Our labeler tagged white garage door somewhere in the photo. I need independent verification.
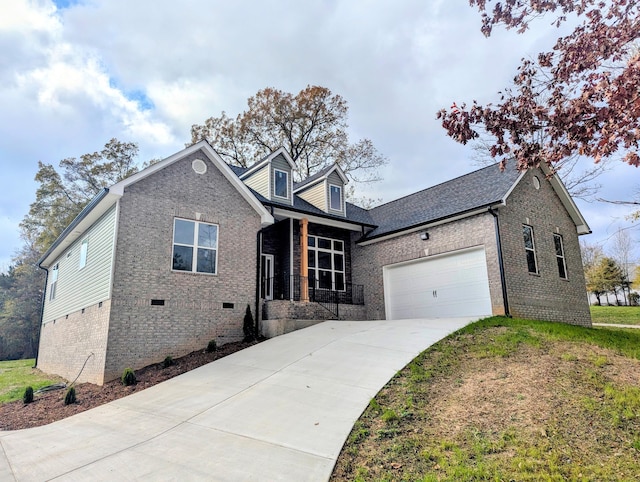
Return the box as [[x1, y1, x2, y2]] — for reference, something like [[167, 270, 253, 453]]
[[383, 247, 492, 319]]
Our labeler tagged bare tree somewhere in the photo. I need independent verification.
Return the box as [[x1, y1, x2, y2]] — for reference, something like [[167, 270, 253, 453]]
[[611, 228, 635, 305], [191, 86, 388, 198]]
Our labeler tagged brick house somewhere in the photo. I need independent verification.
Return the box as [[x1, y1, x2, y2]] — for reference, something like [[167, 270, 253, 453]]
[[36, 140, 591, 385]]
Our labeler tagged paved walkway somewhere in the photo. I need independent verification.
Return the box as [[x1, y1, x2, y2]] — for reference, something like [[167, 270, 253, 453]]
[[0, 318, 473, 482], [592, 322, 640, 329]]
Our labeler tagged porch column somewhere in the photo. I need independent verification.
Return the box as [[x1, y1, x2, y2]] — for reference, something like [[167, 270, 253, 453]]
[[300, 218, 309, 302]]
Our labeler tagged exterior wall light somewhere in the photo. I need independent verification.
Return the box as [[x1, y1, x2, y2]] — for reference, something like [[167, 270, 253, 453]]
[[420, 232, 429, 241]]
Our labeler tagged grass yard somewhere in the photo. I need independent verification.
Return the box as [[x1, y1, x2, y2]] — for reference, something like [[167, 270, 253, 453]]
[[591, 305, 640, 325], [0, 359, 64, 404], [331, 317, 640, 481]]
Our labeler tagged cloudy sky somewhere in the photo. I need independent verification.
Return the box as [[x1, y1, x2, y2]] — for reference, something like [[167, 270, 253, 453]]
[[0, 0, 637, 272]]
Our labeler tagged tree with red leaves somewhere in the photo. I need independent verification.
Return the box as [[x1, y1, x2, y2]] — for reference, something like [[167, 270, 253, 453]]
[[438, 1, 640, 177]]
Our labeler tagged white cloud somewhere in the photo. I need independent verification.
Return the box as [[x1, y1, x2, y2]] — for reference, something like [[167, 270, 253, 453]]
[[0, 0, 637, 265]]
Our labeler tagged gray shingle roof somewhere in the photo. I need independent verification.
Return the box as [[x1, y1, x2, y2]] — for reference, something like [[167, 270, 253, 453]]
[[227, 161, 522, 235], [249, 187, 375, 226], [293, 164, 334, 192], [228, 164, 248, 177], [363, 163, 522, 240]]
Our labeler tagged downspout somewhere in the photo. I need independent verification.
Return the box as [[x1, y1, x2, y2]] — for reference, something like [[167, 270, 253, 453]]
[[34, 265, 49, 368], [255, 229, 263, 338], [489, 207, 510, 317]]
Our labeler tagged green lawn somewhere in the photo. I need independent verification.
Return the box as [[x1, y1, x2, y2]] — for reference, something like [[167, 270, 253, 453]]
[[331, 317, 640, 481], [0, 359, 63, 404], [591, 305, 640, 325]]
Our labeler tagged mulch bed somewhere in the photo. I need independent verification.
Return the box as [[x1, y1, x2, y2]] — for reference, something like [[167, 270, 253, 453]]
[[0, 339, 261, 431]]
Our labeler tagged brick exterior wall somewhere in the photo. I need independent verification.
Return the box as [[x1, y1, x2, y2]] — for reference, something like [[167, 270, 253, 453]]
[[104, 150, 262, 381], [497, 169, 591, 326], [352, 213, 504, 320], [262, 299, 367, 321], [36, 300, 111, 385], [352, 168, 591, 327]]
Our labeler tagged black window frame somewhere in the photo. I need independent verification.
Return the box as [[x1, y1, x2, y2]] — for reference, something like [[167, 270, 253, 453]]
[[554, 233, 568, 279], [307, 235, 345, 291], [523, 224, 539, 274]]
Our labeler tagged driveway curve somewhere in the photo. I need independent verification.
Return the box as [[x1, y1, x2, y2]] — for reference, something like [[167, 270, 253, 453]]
[[0, 317, 474, 481]]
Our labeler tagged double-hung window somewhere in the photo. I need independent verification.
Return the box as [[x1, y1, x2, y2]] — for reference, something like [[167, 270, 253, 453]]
[[307, 235, 345, 291], [50, 264, 59, 300], [554, 234, 568, 279], [274, 169, 289, 199], [523, 225, 538, 274], [329, 184, 342, 211], [172, 218, 218, 274]]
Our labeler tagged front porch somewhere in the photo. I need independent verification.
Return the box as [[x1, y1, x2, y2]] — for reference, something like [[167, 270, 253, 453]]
[[260, 275, 367, 337], [259, 217, 368, 338]]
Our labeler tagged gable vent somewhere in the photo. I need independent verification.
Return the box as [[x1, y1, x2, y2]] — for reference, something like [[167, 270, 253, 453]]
[[192, 159, 207, 175]]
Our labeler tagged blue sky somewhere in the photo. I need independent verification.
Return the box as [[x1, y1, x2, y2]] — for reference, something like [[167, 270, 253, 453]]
[[0, 0, 637, 272]]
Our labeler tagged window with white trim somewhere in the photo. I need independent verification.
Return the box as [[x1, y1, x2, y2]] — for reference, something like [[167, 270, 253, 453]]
[[554, 233, 568, 279], [79, 238, 88, 269], [274, 169, 289, 199], [50, 264, 59, 300], [307, 235, 345, 291], [172, 218, 218, 274], [523, 225, 538, 274], [329, 184, 342, 211]]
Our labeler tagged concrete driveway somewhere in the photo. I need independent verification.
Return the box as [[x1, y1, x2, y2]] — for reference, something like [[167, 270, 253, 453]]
[[0, 317, 474, 481]]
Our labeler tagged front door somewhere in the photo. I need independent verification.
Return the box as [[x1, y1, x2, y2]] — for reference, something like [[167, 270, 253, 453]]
[[261, 254, 274, 300]]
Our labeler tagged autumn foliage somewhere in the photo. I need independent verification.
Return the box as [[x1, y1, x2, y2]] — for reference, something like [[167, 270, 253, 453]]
[[191, 85, 387, 186], [438, 0, 640, 172]]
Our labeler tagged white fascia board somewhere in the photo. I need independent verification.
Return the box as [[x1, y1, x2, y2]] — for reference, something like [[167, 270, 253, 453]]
[[332, 163, 349, 184], [114, 140, 273, 226], [357, 206, 500, 246], [40, 191, 121, 268], [199, 145, 275, 226], [110, 141, 209, 195], [270, 147, 296, 169], [541, 164, 591, 235], [501, 169, 527, 201], [43, 141, 274, 267], [239, 157, 270, 180], [272, 207, 364, 232], [240, 147, 296, 180], [293, 163, 348, 194], [293, 176, 323, 194]]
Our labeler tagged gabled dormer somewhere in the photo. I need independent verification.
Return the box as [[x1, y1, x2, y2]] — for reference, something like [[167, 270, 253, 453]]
[[294, 163, 348, 216], [240, 147, 295, 206]]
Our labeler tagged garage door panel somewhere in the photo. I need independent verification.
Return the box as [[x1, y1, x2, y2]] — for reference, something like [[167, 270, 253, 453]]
[[384, 247, 492, 320]]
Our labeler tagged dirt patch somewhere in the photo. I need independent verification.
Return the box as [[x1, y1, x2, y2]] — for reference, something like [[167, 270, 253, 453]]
[[331, 326, 640, 481], [429, 348, 558, 439], [0, 339, 260, 431]]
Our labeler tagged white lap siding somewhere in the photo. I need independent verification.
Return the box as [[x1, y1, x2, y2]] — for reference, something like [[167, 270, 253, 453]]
[[41, 205, 117, 324]]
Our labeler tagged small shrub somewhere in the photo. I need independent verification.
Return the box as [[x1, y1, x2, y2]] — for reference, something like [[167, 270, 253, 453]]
[[64, 386, 76, 405], [206, 339, 217, 353], [121, 368, 137, 386], [23, 386, 34, 404], [162, 356, 175, 368], [243, 304, 256, 342]]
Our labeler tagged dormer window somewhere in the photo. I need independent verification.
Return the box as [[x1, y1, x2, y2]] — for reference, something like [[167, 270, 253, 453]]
[[329, 184, 342, 211], [274, 169, 289, 199]]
